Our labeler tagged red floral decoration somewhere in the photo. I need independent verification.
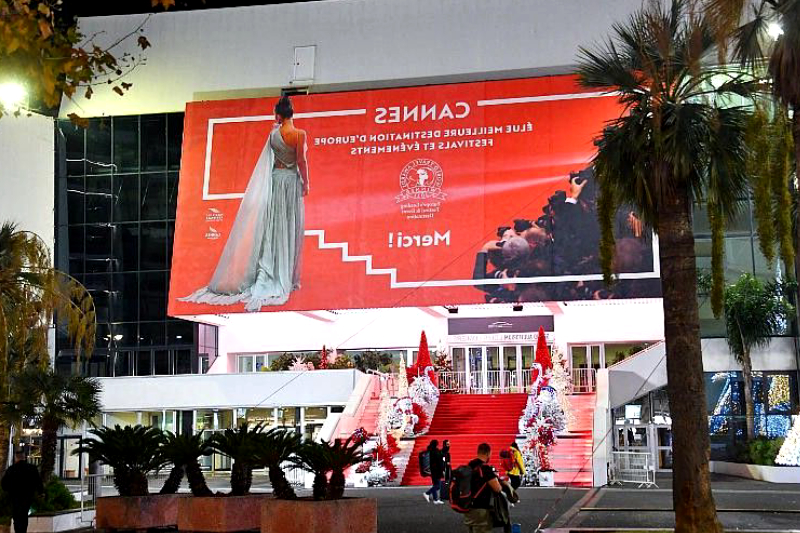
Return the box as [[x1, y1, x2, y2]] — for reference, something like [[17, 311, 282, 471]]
[[386, 434, 401, 455], [351, 427, 368, 445], [355, 461, 372, 474], [412, 402, 428, 433], [318, 345, 329, 369]]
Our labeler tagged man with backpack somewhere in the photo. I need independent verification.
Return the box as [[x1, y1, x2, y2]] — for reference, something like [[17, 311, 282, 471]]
[[422, 440, 445, 504], [451, 442, 505, 532]]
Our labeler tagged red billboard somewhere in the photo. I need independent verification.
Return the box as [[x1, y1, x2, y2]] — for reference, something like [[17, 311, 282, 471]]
[[168, 75, 660, 316]]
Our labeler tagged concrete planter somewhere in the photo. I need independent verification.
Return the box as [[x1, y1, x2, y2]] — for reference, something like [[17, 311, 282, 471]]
[[25, 510, 95, 533], [96, 494, 184, 531], [178, 495, 270, 532], [261, 498, 377, 533], [709, 460, 800, 483]]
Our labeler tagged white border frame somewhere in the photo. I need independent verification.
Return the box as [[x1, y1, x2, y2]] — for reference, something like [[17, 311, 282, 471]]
[[195, 91, 660, 289]]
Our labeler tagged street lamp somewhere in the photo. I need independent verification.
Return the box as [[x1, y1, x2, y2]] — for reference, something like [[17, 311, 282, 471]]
[[0, 82, 27, 112], [767, 22, 784, 40]]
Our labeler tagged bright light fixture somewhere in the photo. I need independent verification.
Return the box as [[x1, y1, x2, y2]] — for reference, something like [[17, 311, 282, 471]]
[[767, 22, 784, 40], [113, 334, 123, 341], [0, 82, 26, 111]]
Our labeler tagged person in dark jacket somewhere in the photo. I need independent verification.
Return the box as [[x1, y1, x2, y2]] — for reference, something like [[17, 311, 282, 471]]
[[442, 440, 452, 483], [2, 451, 44, 533], [423, 440, 445, 504]]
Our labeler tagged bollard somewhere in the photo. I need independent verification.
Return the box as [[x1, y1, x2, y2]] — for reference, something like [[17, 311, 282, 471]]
[[511, 523, 522, 533]]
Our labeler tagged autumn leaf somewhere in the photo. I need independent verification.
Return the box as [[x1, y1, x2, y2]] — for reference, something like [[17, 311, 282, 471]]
[[137, 35, 151, 50], [38, 19, 52, 39], [112, 86, 124, 96], [37, 3, 50, 16], [151, 0, 176, 9], [84, 86, 93, 100], [121, 82, 133, 91], [67, 113, 90, 128]]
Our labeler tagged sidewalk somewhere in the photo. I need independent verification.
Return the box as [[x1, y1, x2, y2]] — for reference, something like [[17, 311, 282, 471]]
[[551, 473, 800, 531]]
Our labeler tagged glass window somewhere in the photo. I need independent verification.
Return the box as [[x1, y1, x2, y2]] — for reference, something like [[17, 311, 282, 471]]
[[166, 222, 176, 266], [113, 174, 139, 222], [503, 347, 517, 370], [167, 320, 193, 345], [61, 123, 85, 177], [304, 407, 327, 422], [112, 273, 138, 322], [167, 114, 184, 171], [139, 272, 167, 321], [277, 407, 296, 429], [693, 201, 750, 236], [85, 225, 113, 273], [113, 351, 132, 377], [238, 355, 254, 373], [111, 323, 137, 349], [136, 350, 152, 376], [154, 349, 170, 375], [486, 347, 500, 370], [68, 226, 84, 274], [86, 175, 112, 223], [141, 174, 167, 221], [66, 177, 85, 225], [167, 172, 179, 220], [521, 346, 534, 368], [84, 274, 111, 324], [139, 321, 166, 347], [141, 115, 167, 171], [140, 222, 167, 270], [724, 236, 755, 282], [174, 349, 192, 374], [113, 223, 139, 272], [86, 119, 112, 174], [113, 116, 139, 173]]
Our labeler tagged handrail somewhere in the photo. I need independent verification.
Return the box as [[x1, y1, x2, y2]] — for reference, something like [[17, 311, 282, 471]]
[[605, 340, 665, 369]]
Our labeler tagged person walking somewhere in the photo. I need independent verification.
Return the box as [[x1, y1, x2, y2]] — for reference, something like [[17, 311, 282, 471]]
[[507, 442, 525, 490], [464, 443, 504, 533], [423, 440, 445, 504], [2, 451, 44, 533], [442, 440, 453, 499]]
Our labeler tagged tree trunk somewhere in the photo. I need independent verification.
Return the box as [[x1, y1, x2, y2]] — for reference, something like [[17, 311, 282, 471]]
[[230, 460, 252, 496], [268, 464, 296, 500], [327, 470, 345, 500], [741, 350, 756, 441], [159, 465, 184, 494], [185, 461, 213, 497], [656, 189, 723, 533], [312, 473, 327, 501], [39, 417, 59, 483], [0, 423, 10, 478]]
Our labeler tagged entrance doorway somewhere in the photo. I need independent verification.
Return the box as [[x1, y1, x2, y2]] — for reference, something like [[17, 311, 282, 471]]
[[447, 344, 538, 393]]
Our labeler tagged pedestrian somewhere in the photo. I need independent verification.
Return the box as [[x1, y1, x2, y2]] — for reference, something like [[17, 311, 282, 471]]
[[2, 450, 44, 533], [507, 442, 525, 490], [423, 439, 445, 504], [442, 440, 452, 500], [464, 443, 504, 533]]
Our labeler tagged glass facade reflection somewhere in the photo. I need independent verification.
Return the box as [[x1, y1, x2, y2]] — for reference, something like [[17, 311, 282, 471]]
[[54, 114, 213, 377]]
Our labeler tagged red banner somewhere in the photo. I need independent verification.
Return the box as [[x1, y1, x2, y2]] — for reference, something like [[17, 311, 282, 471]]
[[168, 75, 660, 316]]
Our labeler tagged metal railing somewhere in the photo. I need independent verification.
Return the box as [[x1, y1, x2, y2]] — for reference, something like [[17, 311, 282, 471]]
[[437, 371, 468, 392], [571, 368, 596, 393], [609, 451, 657, 488]]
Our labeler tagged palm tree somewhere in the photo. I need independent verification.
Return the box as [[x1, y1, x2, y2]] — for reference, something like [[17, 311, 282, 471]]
[[7, 367, 101, 482], [255, 428, 301, 500], [291, 441, 330, 501], [76, 425, 167, 497], [323, 436, 368, 500], [575, 1, 787, 531], [159, 432, 214, 496], [209, 424, 263, 496], [0, 222, 95, 474], [723, 274, 795, 439]]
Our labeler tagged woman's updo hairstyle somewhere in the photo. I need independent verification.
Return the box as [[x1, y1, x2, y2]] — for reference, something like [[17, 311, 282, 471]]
[[275, 95, 294, 119]]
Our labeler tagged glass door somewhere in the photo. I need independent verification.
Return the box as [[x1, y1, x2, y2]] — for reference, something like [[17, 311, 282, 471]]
[[486, 347, 501, 392], [468, 347, 483, 393], [503, 347, 518, 392]]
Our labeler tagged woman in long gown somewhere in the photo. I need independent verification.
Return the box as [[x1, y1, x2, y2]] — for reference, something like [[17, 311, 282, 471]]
[[180, 95, 310, 310]]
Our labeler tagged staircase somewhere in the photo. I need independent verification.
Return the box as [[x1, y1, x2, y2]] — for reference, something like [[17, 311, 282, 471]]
[[550, 392, 595, 487], [401, 393, 527, 486]]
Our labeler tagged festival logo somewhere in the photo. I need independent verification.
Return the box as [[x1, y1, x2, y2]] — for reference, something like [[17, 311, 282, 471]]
[[205, 207, 223, 222], [204, 226, 221, 240], [396, 158, 446, 220]]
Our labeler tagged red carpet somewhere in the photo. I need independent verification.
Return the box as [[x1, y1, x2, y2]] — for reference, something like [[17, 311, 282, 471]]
[[550, 393, 595, 487], [401, 393, 527, 486]]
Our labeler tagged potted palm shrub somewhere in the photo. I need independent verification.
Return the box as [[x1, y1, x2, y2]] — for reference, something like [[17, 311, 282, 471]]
[[255, 428, 301, 500], [177, 424, 267, 533], [262, 436, 376, 533], [76, 425, 181, 531], [160, 432, 214, 496]]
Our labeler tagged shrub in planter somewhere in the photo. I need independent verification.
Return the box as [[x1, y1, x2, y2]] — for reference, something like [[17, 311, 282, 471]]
[[209, 424, 264, 495], [293, 436, 368, 500], [254, 428, 301, 500], [746, 436, 786, 466], [34, 479, 79, 512], [160, 432, 214, 496], [76, 425, 167, 496]]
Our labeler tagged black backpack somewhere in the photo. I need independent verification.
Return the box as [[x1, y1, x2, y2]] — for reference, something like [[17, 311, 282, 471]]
[[449, 464, 488, 513], [418, 450, 431, 477]]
